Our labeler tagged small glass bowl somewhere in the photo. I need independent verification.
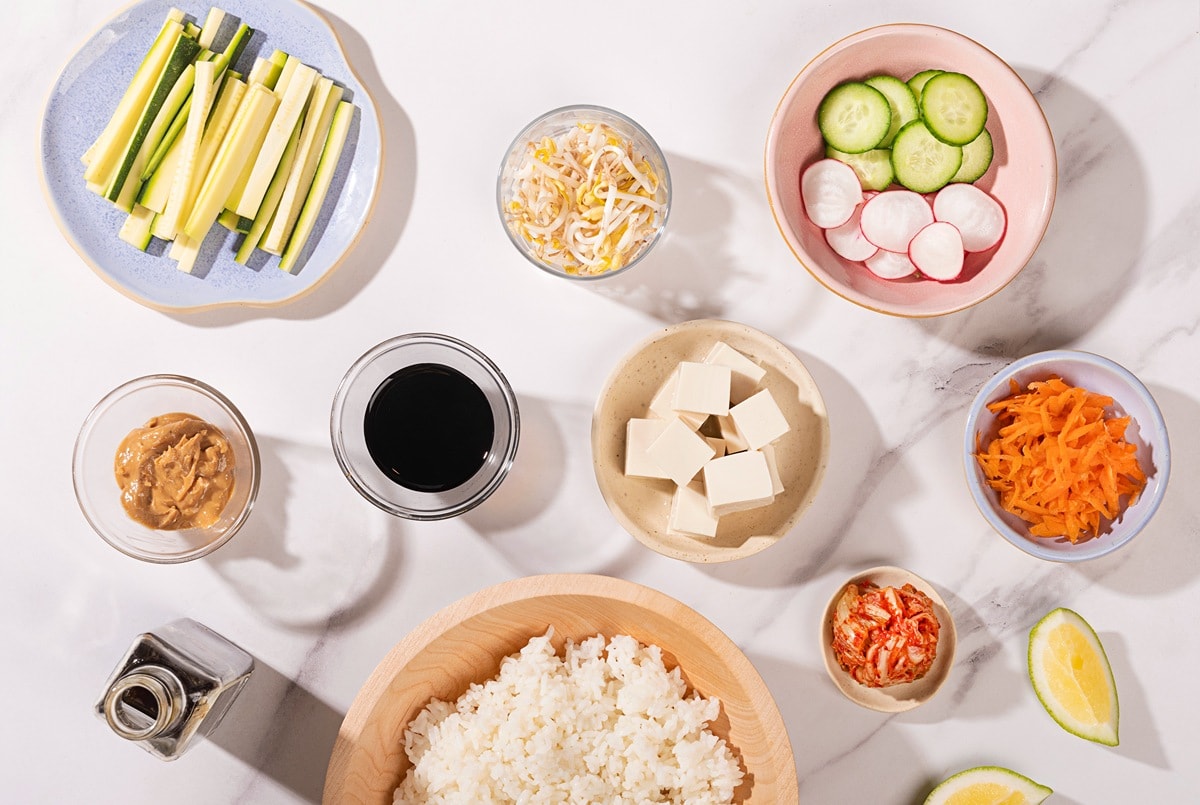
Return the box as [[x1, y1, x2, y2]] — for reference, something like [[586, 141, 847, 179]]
[[331, 334, 520, 520], [497, 104, 671, 281], [72, 375, 260, 563]]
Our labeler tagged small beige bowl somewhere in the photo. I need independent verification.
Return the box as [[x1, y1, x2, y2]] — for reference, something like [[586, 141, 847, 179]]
[[591, 320, 830, 563], [820, 565, 956, 712], [324, 574, 797, 803]]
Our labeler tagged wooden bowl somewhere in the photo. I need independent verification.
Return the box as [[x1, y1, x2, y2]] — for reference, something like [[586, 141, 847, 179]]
[[819, 566, 956, 712], [592, 319, 830, 563], [324, 574, 798, 803]]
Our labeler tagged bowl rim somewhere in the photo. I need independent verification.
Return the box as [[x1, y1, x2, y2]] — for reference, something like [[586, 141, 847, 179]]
[[324, 573, 798, 803], [962, 349, 1171, 562], [763, 22, 1058, 317], [590, 319, 831, 563], [71, 373, 261, 563], [329, 332, 520, 520], [818, 565, 957, 712], [496, 103, 672, 281]]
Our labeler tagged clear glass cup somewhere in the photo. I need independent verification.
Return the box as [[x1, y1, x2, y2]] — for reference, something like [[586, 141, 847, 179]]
[[330, 333, 520, 520], [497, 104, 671, 280], [72, 375, 260, 563]]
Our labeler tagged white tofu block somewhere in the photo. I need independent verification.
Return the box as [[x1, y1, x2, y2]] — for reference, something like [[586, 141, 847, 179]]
[[648, 369, 707, 430], [716, 414, 749, 453], [704, 342, 767, 403], [673, 361, 732, 416], [705, 437, 726, 457], [669, 481, 719, 538], [646, 418, 717, 487], [703, 450, 775, 516], [729, 388, 790, 449], [624, 418, 671, 479], [760, 442, 785, 496]]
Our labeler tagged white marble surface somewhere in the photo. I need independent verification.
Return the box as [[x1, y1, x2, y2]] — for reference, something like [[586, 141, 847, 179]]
[[5, 1, 1199, 802]]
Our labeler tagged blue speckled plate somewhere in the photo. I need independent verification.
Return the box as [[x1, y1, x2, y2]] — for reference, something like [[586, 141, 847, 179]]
[[41, 0, 382, 312]]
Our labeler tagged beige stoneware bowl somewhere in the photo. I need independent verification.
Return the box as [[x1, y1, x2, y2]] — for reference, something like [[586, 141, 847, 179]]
[[591, 320, 830, 563], [323, 574, 798, 803], [820, 565, 957, 712]]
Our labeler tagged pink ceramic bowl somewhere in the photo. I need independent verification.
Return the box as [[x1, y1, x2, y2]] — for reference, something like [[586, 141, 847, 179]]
[[765, 24, 1056, 317]]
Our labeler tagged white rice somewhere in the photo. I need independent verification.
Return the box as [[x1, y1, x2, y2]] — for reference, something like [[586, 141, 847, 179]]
[[394, 630, 744, 804]]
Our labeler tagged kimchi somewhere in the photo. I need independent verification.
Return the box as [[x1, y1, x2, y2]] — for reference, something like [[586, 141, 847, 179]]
[[832, 581, 940, 687]]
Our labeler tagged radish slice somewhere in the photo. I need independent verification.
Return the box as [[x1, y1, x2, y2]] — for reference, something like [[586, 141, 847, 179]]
[[933, 184, 1007, 252], [909, 221, 965, 281], [864, 249, 918, 280], [801, 159, 863, 229], [859, 190, 935, 252], [825, 204, 878, 261]]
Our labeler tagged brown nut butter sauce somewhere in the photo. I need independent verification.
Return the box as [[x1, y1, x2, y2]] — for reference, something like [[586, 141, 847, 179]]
[[114, 413, 235, 529]]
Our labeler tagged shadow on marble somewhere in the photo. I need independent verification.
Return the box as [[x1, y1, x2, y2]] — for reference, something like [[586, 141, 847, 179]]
[[585, 153, 753, 323], [697, 348, 911, 588], [208, 435, 403, 629], [173, 7, 417, 326], [1076, 384, 1200, 595], [1101, 631, 1169, 770], [745, 652, 927, 803], [902, 586, 1023, 725], [464, 395, 634, 575], [915, 69, 1147, 358], [211, 655, 344, 804]]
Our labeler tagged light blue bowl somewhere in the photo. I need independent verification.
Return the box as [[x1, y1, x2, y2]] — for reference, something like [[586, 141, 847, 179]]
[[40, 0, 382, 312], [963, 350, 1170, 562]]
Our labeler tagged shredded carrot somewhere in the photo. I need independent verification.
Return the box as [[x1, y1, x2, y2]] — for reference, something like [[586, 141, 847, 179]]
[[975, 376, 1146, 543]]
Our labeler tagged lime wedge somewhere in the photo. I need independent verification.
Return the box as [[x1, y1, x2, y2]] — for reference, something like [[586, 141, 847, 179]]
[[1028, 607, 1119, 745], [924, 765, 1052, 805]]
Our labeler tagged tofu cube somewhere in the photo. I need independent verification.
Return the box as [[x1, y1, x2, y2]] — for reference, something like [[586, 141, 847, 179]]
[[624, 418, 671, 479], [715, 414, 749, 453], [648, 369, 707, 430], [669, 481, 719, 538], [704, 342, 767, 403], [673, 362, 732, 416], [646, 418, 717, 487], [703, 450, 775, 516], [704, 436, 727, 458], [729, 388, 789, 449], [760, 442, 785, 495]]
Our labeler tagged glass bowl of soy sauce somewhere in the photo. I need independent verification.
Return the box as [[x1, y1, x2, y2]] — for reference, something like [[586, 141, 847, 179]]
[[331, 334, 520, 520]]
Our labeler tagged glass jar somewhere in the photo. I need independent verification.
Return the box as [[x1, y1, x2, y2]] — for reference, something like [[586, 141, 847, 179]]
[[96, 618, 253, 760]]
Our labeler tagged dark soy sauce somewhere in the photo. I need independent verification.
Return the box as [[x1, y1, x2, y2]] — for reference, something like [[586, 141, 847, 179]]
[[364, 363, 495, 492]]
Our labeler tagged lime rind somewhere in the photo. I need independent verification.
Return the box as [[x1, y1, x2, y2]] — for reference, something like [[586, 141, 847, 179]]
[[923, 765, 1053, 805], [1028, 607, 1120, 746]]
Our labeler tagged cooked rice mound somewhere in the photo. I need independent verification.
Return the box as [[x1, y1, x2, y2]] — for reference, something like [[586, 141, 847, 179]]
[[395, 631, 743, 803]]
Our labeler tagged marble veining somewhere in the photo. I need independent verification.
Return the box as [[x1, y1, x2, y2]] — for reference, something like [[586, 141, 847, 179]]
[[5, 0, 1200, 802]]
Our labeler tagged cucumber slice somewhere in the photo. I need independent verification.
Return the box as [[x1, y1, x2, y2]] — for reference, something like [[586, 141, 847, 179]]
[[920, 71, 988, 146], [280, 100, 354, 273], [951, 128, 994, 183], [907, 69, 944, 105], [826, 145, 894, 191], [103, 32, 201, 206], [864, 75, 918, 148], [118, 204, 156, 251], [817, 82, 891, 154], [891, 120, 963, 193]]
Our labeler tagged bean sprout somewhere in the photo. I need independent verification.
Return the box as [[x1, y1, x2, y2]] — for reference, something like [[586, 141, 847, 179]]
[[505, 122, 664, 275]]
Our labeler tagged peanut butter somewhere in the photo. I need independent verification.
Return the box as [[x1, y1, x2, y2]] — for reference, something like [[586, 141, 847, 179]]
[[114, 413, 236, 530]]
